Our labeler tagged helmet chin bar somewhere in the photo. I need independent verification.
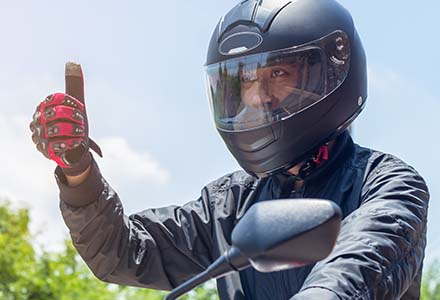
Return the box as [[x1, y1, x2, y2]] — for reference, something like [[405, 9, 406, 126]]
[[252, 142, 330, 179]]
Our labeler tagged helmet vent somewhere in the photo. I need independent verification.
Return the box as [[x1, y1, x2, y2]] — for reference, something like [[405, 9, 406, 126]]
[[219, 32, 263, 55], [255, 1, 292, 32], [218, 0, 291, 40]]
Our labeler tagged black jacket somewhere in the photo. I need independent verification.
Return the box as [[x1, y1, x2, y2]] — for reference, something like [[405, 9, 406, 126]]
[[56, 133, 429, 300]]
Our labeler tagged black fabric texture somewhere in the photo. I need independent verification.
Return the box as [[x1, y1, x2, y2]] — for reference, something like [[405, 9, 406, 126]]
[[238, 131, 354, 300], [57, 132, 429, 300], [55, 156, 105, 208]]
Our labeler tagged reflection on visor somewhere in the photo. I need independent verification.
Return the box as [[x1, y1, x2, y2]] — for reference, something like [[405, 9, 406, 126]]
[[206, 30, 351, 131], [224, 89, 322, 130]]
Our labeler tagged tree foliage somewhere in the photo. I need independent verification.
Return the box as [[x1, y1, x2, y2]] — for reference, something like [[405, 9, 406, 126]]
[[2, 199, 439, 300], [0, 200, 218, 300], [421, 259, 440, 300]]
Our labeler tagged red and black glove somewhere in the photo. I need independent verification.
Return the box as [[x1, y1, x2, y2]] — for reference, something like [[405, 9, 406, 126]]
[[30, 62, 102, 176]]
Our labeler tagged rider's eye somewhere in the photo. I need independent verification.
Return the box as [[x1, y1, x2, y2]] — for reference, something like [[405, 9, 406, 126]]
[[271, 69, 286, 77]]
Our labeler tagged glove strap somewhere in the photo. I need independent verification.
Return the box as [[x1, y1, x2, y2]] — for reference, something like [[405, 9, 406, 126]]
[[89, 138, 103, 157]]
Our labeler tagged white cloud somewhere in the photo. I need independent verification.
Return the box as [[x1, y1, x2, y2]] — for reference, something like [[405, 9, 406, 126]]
[[95, 136, 170, 185], [0, 112, 170, 252], [0, 112, 66, 252]]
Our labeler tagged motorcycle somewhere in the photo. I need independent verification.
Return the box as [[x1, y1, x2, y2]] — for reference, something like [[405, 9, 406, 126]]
[[164, 198, 342, 300]]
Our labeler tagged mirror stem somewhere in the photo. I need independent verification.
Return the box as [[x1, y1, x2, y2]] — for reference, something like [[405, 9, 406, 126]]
[[164, 247, 249, 300]]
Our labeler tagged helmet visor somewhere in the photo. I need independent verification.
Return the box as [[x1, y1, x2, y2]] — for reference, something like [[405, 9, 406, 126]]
[[206, 31, 351, 131]]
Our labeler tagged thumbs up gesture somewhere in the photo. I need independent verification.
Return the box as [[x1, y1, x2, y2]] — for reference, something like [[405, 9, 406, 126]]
[[30, 62, 102, 176]]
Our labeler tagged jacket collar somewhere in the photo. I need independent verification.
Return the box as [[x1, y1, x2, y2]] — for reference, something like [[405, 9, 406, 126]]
[[270, 131, 355, 197]]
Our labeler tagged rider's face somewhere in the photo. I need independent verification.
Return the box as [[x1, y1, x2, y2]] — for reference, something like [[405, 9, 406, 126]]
[[240, 63, 300, 110]]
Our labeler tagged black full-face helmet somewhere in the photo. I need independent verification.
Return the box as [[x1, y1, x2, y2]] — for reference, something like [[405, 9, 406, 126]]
[[205, 0, 367, 178]]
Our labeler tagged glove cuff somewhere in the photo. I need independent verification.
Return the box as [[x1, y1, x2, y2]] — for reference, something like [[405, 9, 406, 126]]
[[61, 151, 93, 176]]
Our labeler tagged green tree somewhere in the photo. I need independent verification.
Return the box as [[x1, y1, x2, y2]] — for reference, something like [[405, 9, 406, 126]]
[[0, 200, 218, 300], [5, 199, 440, 300], [421, 259, 440, 300]]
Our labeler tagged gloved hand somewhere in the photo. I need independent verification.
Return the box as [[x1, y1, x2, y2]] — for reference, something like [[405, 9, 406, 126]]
[[30, 62, 102, 176]]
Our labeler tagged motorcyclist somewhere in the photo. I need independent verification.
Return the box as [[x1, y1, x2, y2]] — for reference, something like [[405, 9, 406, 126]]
[[29, 0, 429, 299]]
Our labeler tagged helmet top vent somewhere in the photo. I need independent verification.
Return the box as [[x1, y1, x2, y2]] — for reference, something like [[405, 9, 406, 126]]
[[218, 0, 292, 40]]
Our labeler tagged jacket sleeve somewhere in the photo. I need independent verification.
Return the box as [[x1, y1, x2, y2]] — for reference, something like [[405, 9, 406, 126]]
[[291, 155, 429, 300], [56, 159, 214, 291]]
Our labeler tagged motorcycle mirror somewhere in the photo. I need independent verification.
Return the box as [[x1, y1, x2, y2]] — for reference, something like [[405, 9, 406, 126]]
[[164, 199, 342, 300], [232, 199, 342, 272]]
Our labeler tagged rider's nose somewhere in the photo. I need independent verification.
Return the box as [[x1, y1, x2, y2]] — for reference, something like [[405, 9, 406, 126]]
[[250, 81, 272, 108]]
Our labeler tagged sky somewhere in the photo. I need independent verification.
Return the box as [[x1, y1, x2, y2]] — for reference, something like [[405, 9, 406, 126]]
[[0, 0, 439, 267]]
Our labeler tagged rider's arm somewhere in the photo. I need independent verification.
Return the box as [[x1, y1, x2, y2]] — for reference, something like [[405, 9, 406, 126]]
[[291, 154, 429, 300], [56, 158, 214, 291]]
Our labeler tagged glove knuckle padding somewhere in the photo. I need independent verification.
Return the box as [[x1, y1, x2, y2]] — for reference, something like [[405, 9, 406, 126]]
[[31, 92, 90, 169], [45, 122, 85, 138], [31, 63, 102, 174], [44, 106, 85, 124]]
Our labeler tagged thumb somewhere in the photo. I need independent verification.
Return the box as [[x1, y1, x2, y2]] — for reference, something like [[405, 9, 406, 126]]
[[65, 61, 85, 103]]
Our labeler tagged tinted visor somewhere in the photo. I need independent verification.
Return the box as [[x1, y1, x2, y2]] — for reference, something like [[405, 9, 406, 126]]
[[206, 31, 350, 131]]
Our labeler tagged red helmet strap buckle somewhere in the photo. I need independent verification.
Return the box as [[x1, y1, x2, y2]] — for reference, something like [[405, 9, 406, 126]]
[[298, 144, 329, 179]]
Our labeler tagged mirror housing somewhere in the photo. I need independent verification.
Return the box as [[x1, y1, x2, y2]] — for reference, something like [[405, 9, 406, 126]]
[[164, 199, 342, 300], [231, 199, 341, 272]]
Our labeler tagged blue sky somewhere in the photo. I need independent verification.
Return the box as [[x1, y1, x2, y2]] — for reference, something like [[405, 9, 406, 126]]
[[1, 0, 439, 265]]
